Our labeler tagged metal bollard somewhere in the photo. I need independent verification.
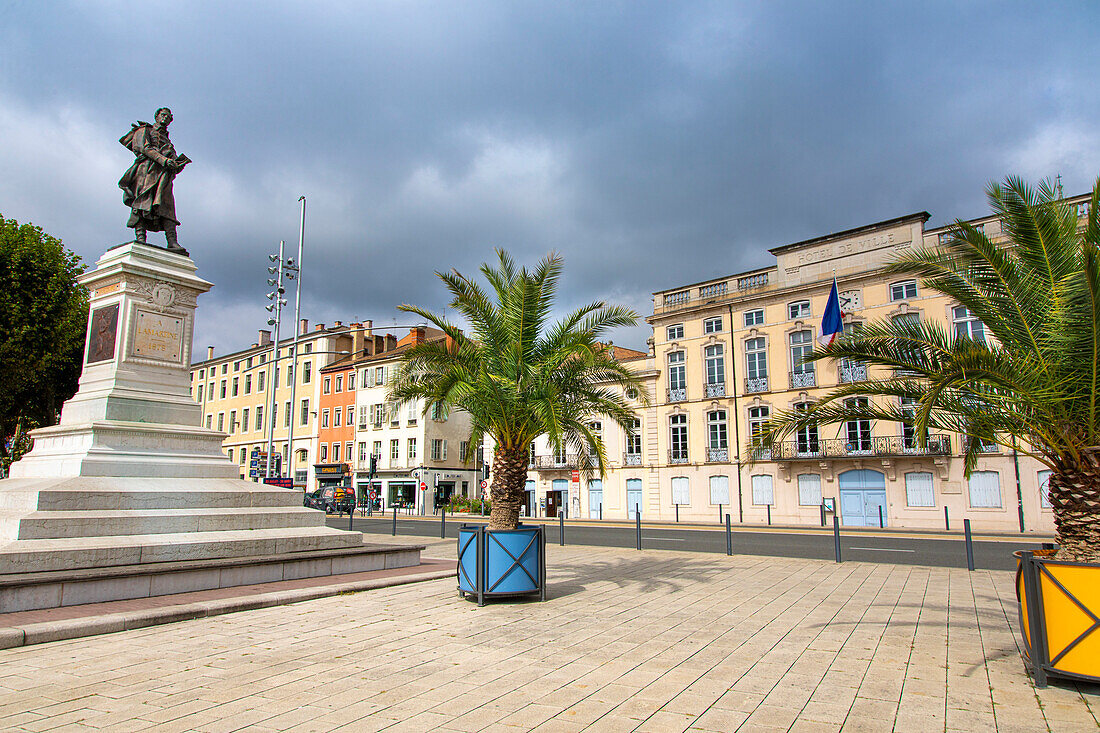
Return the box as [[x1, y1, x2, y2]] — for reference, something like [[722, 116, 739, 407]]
[[964, 518, 975, 571], [675, 503, 679, 523], [440, 506, 446, 539], [767, 504, 771, 526], [635, 511, 642, 551], [944, 505, 950, 531], [833, 516, 842, 563], [392, 504, 397, 536], [599, 503, 603, 520], [878, 505, 884, 529], [718, 504, 723, 524], [820, 502, 826, 527], [725, 513, 732, 556], [559, 511, 564, 546]]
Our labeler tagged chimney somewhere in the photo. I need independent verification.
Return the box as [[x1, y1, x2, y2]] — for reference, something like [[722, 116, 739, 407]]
[[333, 320, 343, 329], [385, 333, 397, 351], [258, 329, 272, 346], [315, 323, 325, 331], [207, 346, 214, 360], [363, 319, 373, 339], [351, 326, 365, 356], [299, 319, 309, 335]]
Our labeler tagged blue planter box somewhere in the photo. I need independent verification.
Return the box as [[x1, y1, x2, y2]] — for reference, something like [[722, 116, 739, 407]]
[[458, 524, 546, 605]]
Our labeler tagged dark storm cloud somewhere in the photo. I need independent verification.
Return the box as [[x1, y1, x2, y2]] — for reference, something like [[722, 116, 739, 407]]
[[2, 1, 1098, 354]]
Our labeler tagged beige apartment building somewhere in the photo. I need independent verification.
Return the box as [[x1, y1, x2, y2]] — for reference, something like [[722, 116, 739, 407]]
[[639, 196, 1092, 533], [188, 320, 356, 491]]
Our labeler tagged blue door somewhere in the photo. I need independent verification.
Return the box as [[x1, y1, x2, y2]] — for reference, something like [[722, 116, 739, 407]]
[[626, 478, 643, 519], [588, 479, 603, 518], [839, 469, 888, 527]]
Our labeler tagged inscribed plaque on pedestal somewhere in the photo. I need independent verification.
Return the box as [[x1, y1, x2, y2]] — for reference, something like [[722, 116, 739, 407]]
[[133, 309, 184, 362]]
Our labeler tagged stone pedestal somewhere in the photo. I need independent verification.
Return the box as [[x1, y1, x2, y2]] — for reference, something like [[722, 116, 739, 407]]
[[0, 244, 415, 610]]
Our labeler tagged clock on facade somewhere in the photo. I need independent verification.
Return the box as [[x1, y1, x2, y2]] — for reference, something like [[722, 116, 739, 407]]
[[838, 290, 862, 312]]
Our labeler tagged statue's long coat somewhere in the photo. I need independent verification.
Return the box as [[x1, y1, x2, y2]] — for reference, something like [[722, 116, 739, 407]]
[[118, 123, 179, 230]]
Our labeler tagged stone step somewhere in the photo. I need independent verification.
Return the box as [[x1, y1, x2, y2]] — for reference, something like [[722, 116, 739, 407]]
[[0, 477, 306, 512], [0, 543, 424, 613], [0, 526, 366, 574], [6, 507, 328, 540]]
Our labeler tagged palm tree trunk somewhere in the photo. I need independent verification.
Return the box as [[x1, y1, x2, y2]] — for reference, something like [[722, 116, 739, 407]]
[[1049, 450, 1100, 563], [488, 445, 528, 530]]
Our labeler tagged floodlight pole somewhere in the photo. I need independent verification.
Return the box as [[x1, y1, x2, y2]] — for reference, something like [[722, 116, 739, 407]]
[[265, 240, 286, 479]]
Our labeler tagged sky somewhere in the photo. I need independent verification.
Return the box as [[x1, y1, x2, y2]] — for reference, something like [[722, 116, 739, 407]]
[[2, 1, 1099, 356]]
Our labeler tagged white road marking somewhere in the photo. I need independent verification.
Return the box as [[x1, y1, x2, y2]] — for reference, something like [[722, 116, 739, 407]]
[[848, 547, 915, 553], [646, 538, 686, 542]]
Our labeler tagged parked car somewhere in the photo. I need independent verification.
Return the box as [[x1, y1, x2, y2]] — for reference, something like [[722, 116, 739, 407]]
[[304, 486, 356, 514]]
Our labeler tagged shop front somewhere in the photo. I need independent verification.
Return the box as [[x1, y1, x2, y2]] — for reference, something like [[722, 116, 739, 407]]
[[314, 463, 349, 490], [388, 480, 417, 509]]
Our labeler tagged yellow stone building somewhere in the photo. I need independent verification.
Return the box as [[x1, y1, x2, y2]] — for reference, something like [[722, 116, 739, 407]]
[[188, 320, 356, 490]]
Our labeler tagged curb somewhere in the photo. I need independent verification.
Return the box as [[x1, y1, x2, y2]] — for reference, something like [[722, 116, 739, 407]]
[[0, 568, 455, 650]]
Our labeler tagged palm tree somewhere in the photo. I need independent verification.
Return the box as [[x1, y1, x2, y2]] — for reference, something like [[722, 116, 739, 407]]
[[388, 250, 647, 530], [760, 175, 1100, 562]]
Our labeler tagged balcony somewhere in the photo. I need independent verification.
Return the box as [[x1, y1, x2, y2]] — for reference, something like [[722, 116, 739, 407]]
[[705, 382, 726, 398], [789, 371, 816, 389], [839, 363, 868, 383], [738, 272, 769, 291], [706, 447, 729, 463], [668, 450, 690, 465], [745, 376, 768, 394], [667, 387, 687, 402], [699, 282, 728, 300], [623, 452, 642, 466], [761, 434, 952, 460], [534, 454, 577, 470]]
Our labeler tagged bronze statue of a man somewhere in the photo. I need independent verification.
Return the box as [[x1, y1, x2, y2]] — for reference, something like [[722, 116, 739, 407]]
[[119, 107, 191, 255]]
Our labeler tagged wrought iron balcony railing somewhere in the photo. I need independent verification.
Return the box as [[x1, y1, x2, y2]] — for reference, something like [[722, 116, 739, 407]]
[[745, 376, 768, 394], [706, 447, 729, 463], [760, 434, 952, 460], [534, 454, 578, 469], [622, 452, 642, 466], [668, 449, 690, 465], [839, 363, 868, 383], [667, 387, 687, 402], [705, 382, 726, 398], [789, 371, 816, 389]]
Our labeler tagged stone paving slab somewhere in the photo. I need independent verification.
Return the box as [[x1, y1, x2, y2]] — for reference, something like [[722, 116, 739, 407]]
[[0, 533, 1096, 732]]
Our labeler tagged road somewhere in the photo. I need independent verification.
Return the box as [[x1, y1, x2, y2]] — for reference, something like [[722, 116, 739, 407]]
[[326, 513, 1051, 571]]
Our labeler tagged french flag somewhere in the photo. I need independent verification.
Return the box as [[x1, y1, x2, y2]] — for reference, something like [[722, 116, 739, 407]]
[[819, 278, 844, 346]]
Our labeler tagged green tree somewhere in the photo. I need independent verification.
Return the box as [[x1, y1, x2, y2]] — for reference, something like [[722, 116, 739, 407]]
[[0, 215, 88, 473], [389, 250, 647, 529], [760, 176, 1100, 562]]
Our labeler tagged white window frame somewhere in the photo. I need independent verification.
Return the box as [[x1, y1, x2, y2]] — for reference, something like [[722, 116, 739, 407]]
[[709, 475, 730, 506], [703, 316, 723, 334], [890, 280, 918, 302], [744, 308, 764, 327], [797, 474, 822, 506], [751, 474, 774, 506], [967, 471, 1002, 508], [905, 472, 935, 507], [667, 323, 684, 341], [704, 344, 724, 386], [1038, 470, 1052, 509], [788, 300, 810, 320], [671, 476, 690, 506]]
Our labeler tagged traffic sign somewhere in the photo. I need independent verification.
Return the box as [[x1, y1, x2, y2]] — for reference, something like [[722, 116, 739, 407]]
[[570, 470, 580, 482], [480, 479, 488, 490], [420, 482, 427, 491]]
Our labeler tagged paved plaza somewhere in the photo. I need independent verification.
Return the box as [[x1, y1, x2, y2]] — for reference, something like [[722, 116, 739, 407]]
[[0, 534, 1097, 732]]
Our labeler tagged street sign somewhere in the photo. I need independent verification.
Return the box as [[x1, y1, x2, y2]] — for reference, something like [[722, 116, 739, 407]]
[[480, 479, 488, 490], [263, 477, 293, 488], [420, 482, 427, 491], [570, 470, 580, 483]]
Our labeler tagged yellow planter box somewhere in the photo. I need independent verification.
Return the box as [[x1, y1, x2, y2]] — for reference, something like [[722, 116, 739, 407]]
[[1016, 551, 1100, 687]]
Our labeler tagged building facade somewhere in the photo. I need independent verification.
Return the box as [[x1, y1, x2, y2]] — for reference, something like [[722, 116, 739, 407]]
[[638, 198, 1091, 533], [189, 319, 356, 492]]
